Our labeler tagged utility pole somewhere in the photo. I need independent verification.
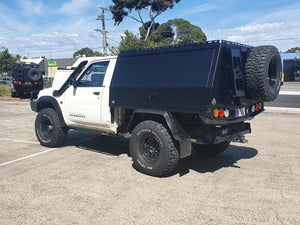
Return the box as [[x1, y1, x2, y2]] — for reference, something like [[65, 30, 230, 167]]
[[95, 7, 108, 55]]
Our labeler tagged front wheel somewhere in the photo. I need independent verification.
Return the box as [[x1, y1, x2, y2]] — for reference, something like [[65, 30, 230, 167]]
[[130, 120, 179, 177], [193, 141, 230, 156], [35, 108, 68, 147]]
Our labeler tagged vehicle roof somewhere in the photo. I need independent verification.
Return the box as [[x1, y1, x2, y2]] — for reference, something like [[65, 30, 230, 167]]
[[71, 56, 117, 68]]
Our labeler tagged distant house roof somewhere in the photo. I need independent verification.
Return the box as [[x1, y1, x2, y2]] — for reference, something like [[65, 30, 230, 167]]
[[48, 58, 78, 69], [21, 57, 44, 64]]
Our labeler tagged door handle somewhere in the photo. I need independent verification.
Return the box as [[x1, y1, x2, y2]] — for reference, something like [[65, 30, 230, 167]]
[[93, 92, 100, 96]]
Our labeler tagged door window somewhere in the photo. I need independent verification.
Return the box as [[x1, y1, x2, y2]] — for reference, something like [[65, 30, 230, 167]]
[[77, 61, 109, 87]]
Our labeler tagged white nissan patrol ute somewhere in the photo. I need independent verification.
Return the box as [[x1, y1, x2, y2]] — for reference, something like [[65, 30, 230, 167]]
[[31, 41, 282, 176]]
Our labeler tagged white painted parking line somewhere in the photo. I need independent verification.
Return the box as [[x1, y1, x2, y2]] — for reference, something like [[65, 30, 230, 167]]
[[0, 138, 39, 145], [0, 148, 58, 167], [279, 91, 300, 96], [0, 135, 98, 168]]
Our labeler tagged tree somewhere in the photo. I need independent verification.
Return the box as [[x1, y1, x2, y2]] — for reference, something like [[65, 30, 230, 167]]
[[150, 22, 174, 46], [110, 0, 180, 43], [139, 21, 160, 41], [110, 19, 207, 54], [73, 47, 104, 57], [285, 47, 300, 53], [0, 48, 20, 76], [150, 19, 207, 46], [110, 30, 154, 55]]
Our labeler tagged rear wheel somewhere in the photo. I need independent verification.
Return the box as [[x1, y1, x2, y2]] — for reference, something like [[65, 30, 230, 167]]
[[193, 141, 230, 156], [11, 90, 18, 98], [130, 120, 179, 177], [35, 108, 68, 147]]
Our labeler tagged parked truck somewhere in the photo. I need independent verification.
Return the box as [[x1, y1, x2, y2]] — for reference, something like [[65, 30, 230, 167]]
[[283, 56, 300, 81], [31, 40, 282, 176], [12, 59, 45, 97]]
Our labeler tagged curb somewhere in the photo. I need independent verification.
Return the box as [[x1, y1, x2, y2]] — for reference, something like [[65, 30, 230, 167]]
[[264, 107, 300, 114]]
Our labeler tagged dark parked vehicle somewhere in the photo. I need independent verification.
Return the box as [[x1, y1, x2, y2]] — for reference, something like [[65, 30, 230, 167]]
[[0, 77, 12, 85], [11, 62, 44, 97], [283, 57, 300, 81]]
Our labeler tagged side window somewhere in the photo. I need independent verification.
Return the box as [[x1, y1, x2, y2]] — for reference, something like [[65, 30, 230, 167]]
[[77, 61, 109, 87]]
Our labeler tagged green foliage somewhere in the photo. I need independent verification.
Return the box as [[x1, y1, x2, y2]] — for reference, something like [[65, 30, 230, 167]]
[[111, 19, 207, 54], [73, 47, 104, 57], [110, 0, 180, 25], [110, 0, 180, 42], [109, 46, 121, 56], [119, 30, 144, 51], [0, 48, 20, 76], [139, 22, 160, 41], [150, 22, 174, 45], [150, 19, 207, 46], [285, 47, 300, 53], [0, 85, 11, 96], [110, 30, 155, 55]]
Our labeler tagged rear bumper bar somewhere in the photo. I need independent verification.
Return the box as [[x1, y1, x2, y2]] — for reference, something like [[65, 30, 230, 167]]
[[191, 122, 251, 145]]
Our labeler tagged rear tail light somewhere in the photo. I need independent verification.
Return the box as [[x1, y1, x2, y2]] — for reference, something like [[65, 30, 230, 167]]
[[219, 109, 224, 118], [214, 109, 219, 118], [214, 108, 230, 118], [224, 109, 230, 118], [250, 102, 263, 113]]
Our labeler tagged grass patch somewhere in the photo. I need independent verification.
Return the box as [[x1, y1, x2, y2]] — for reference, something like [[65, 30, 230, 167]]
[[0, 85, 11, 96]]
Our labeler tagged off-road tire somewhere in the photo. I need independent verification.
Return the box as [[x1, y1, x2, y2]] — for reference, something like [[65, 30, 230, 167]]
[[245, 46, 282, 102], [193, 141, 230, 156], [11, 90, 18, 98], [35, 108, 68, 147], [130, 120, 179, 177], [28, 68, 42, 82]]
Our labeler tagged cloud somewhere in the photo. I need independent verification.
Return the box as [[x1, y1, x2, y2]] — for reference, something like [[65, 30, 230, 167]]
[[181, 3, 216, 16], [208, 21, 300, 52], [59, 0, 94, 15], [16, 0, 45, 16], [228, 22, 284, 32], [206, 2, 300, 52]]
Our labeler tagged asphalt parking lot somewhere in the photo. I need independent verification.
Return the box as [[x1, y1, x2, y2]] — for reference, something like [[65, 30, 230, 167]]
[[0, 101, 299, 225]]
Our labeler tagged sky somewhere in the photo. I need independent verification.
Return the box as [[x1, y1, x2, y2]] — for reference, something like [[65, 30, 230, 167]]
[[1, 0, 300, 59]]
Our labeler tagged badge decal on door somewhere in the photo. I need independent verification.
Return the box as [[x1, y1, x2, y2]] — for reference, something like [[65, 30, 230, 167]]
[[69, 113, 86, 118]]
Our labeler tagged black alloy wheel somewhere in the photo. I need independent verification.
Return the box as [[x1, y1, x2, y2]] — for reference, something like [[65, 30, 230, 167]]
[[140, 134, 161, 163]]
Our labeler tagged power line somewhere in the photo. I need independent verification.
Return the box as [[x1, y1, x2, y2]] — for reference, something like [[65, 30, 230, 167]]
[[11, 46, 103, 57], [106, 36, 120, 44], [0, 7, 99, 34]]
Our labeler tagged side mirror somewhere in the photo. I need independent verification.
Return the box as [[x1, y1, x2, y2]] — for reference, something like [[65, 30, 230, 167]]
[[69, 77, 77, 88]]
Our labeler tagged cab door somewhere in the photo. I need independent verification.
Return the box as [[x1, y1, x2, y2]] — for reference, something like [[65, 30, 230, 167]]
[[63, 61, 109, 127]]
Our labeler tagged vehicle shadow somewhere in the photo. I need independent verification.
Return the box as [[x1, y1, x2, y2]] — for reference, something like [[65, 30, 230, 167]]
[[67, 130, 130, 156], [67, 131, 258, 176], [174, 145, 258, 176]]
